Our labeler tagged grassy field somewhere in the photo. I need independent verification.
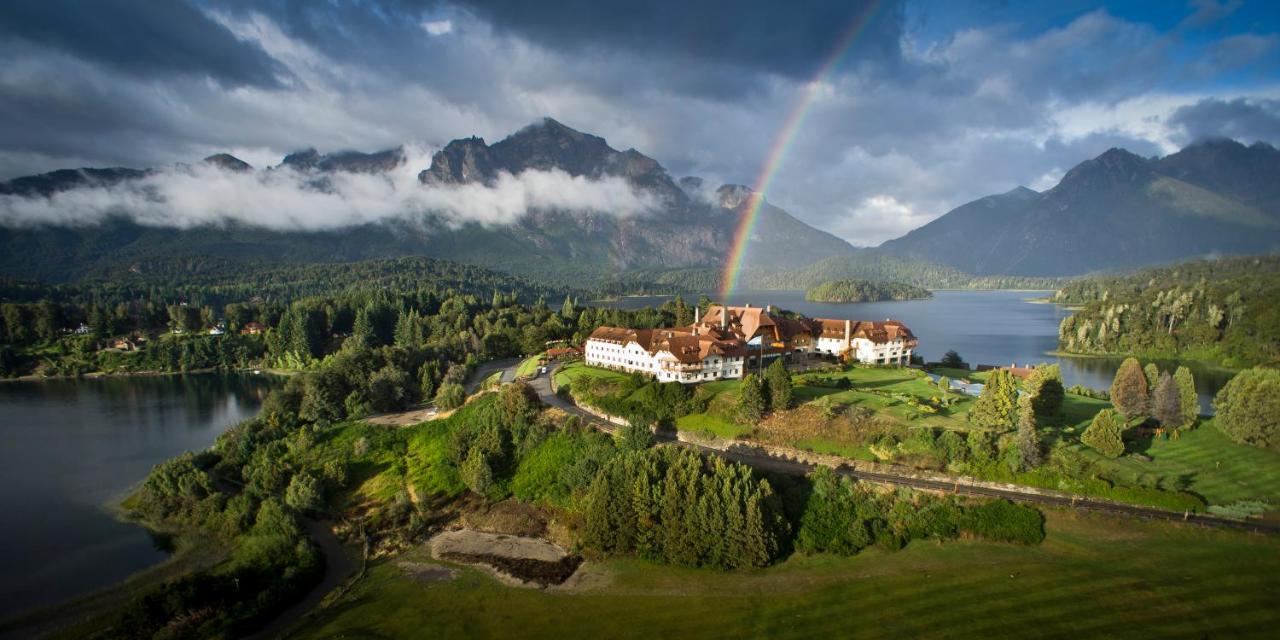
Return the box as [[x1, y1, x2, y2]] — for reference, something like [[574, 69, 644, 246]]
[[676, 412, 752, 439], [548, 362, 1280, 513], [515, 354, 544, 378], [1083, 419, 1280, 509], [553, 361, 630, 388], [289, 509, 1280, 639]]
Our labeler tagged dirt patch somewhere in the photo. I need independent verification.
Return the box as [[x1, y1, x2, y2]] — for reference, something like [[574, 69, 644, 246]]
[[364, 406, 439, 427], [756, 403, 898, 449], [438, 552, 581, 587], [429, 529, 583, 588], [460, 499, 549, 537], [397, 561, 459, 583]]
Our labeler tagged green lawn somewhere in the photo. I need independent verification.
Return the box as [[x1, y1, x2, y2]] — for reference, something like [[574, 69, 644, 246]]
[[515, 354, 544, 378], [553, 361, 630, 388], [676, 412, 753, 439], [290, 509, 1280, 639], [1082, 419, 1280, 508]]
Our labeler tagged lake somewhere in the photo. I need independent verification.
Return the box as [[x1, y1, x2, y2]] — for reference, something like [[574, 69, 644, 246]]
[[600, 289, 1234, 411], [0, 373, 275, 619]]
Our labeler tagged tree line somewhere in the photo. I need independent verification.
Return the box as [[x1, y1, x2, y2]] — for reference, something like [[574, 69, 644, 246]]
[[1056, 255, 1280, 367]]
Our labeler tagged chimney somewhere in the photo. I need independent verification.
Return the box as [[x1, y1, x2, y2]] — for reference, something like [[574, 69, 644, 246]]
[[694, 306, 700, 324], [766, 304, 773, 313], [844, 319, 851, 343], [722, 307, 728, 330], [745, 303, 751, 308]]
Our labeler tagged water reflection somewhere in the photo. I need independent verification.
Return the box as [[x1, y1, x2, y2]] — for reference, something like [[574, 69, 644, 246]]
[[0, 373, 276, 618]]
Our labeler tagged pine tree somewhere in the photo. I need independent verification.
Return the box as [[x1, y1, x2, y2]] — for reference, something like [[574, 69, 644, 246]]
[[764, 358, 792, 411], [739, 373, 767, 423], [1143, 363, 1161, 395], [1026, 364, 1064, 425], [352, 306, 374, 347], [672, 294, 690, 326], [1174, 366, 1198, 429], [1082, 408, 1125, 458], [1110, 357, 1149, 419], [561, 295, 575, 319], [1015, 395, 1042, 470], [968, 369, 1017, 430], [1152, 373, 1182, 429]]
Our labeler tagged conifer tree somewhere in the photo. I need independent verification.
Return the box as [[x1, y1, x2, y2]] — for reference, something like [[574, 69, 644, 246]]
[[1174, 366, 1198, 429], [1152, 373, 1182, 429], [739, 373, 767, 423], [764, 358, 793, 411], [1026, 364, 1064, 425], [968, 369, 1017, 430], [561, 295, 575, 319], [1110, 357, 1149, 419], [1015, 395, 1042, 470], [1082, 408, 1125, 458], [1144, 363, 1161, 395]]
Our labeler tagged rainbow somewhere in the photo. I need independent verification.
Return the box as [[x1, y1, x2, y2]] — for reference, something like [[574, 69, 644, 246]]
[[719, 2, 884, 300]]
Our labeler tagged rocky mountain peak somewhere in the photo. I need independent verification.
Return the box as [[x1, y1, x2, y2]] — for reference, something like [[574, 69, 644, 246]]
[[202, 153, 252, 172], [278, 147, 404, 173], [1054, 147, 1153, 192], [419, 136, 494, 184], [716, 184, 756, 209], [280, 148, 321, 170]]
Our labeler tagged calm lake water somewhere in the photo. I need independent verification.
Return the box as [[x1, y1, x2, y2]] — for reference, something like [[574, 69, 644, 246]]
[[601, 289, 1234, 412], [0, 373, 275, 618]]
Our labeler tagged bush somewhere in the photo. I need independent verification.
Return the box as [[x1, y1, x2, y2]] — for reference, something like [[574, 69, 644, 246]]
[[1213, 367, 1280, 449], [1082, 408, 1125, 458], [435, 382, 466, 410], [958, 500, 1044, 544]]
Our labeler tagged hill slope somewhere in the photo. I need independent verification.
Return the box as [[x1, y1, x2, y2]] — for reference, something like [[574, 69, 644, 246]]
[[880, 140, 1280, 276]]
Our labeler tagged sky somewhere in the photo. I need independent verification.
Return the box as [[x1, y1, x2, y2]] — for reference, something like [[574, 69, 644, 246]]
[[0, 0, 1278, 245]]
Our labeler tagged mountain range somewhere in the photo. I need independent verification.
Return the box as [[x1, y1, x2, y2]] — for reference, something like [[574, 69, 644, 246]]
[[0, 118, 853, 283], [0, 119, 1277, 285], [879, 139, 1280, 276]]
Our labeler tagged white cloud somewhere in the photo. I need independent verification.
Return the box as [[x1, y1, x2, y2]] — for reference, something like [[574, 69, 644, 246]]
[[828, 194, 933, 246], [421, 20, 454, 36], [0, 146, 656, 230]]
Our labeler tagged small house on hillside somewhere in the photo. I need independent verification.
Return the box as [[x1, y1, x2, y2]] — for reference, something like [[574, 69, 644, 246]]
[[240, 321, 266, 335], [546, 346, 580, 360]]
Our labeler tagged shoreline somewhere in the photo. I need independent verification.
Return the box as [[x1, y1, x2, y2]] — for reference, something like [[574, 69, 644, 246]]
[[1047, 350, 1244, 373], [0, 365, 293, 383]]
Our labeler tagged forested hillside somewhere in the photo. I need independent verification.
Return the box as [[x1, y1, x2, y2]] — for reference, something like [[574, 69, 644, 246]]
[[804, 279, 931, 302], [1056, 255, 1280, 367]]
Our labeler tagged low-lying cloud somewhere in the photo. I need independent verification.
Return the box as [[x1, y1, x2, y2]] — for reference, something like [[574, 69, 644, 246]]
[[0, 146, 657, 230]]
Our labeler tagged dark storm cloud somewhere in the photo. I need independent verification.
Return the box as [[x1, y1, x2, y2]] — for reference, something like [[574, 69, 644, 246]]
[[444, 0, 906, 80], [0, 0, 1275, 245], [0, 0, 284, 88], [1168, 97, 1280, 144]]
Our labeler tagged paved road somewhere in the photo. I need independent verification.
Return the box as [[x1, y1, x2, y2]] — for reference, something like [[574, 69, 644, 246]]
[[463, 357, 522, 394], [533, 363, 1279, 536], [249, 519, 359, 640]]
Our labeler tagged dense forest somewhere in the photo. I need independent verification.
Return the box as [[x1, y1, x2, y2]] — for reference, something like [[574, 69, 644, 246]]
[[0, 257, 699, 378], [1055, 255, 1280, 367], [804, 279, 932, 302]]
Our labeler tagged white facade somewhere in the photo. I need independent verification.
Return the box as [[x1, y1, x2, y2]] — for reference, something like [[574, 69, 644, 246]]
[[584, 338, 744, 383], [814, 336, 913, 365]]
